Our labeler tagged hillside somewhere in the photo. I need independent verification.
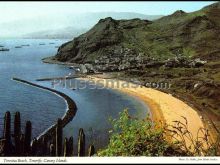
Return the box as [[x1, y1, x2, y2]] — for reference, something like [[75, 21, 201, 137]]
[[46, 2, 220, 133], [52, 2, 220, 64]]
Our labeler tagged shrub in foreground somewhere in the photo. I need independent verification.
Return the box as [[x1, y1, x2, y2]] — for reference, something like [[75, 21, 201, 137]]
[[98, 110, 219, 156]]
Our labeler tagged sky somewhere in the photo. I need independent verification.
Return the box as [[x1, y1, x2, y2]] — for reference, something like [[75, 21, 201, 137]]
[[0, 1, 216, 24]]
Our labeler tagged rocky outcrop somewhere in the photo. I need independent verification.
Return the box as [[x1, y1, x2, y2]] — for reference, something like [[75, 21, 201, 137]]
[[164, 57, 207, 68], [55, 17, 151, 64]]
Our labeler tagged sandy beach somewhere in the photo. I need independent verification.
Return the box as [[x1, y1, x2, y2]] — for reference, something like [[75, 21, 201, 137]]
[[78, 74, 206, 144]]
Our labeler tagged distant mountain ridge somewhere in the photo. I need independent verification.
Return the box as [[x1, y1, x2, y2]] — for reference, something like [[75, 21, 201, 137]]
[[22, 27, 88, 39]]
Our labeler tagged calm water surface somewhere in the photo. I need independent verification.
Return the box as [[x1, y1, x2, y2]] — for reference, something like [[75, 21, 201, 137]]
[[0, 39, 149, 150]]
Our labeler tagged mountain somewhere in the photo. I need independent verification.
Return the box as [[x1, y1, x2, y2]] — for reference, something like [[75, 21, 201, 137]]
[[0, 12, 162, 38], [22, 27, 88, 39], [47, 2, 220, 132], [53, 2, 220, 64]]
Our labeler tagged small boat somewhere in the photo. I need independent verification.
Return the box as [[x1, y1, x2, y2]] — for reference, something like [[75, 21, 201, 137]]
[[49, 43, 55, 44], [21, 44, 30, 46], [39, 43, 45, 45], [0, 45, 4, 47], [0, 48, 9, 51], [15, 46, 22, 48]]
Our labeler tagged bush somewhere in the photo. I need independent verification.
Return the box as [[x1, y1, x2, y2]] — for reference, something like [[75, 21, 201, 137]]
[[98, 110, 220, 156], [98, 110, 175, 156]]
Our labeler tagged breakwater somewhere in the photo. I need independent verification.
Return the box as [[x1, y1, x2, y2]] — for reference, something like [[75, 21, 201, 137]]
[[36, 75, 85, 81], [12, 77, 77, 142]]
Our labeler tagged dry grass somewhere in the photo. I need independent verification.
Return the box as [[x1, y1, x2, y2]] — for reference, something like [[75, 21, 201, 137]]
[[165, 116, 220, 156]]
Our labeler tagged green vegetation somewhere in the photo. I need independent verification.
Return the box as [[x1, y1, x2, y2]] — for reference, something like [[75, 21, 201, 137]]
[[182, 47, 196, 58], [98, 110, 220, 156], [55, 2, 220, 63], [148, 43, 176, 60], [97, 110, 171, 156]]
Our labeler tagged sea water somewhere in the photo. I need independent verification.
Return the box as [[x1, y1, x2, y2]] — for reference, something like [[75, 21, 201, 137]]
[[0, 39, 148, 150]]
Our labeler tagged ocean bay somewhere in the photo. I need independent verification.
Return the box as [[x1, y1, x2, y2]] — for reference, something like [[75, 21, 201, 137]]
[[0, 39, 148, 150]]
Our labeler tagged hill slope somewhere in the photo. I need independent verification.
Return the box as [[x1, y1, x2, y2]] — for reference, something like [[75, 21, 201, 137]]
[[46, 2, 220, 133], [53, 2, 220, 64]]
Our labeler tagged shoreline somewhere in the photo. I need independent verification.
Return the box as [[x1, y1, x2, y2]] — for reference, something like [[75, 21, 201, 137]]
[[42, 56, 78, 66], [41, 58, 217, 143], [12, 77, 77, 142], [77, 75, 206, 143]]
